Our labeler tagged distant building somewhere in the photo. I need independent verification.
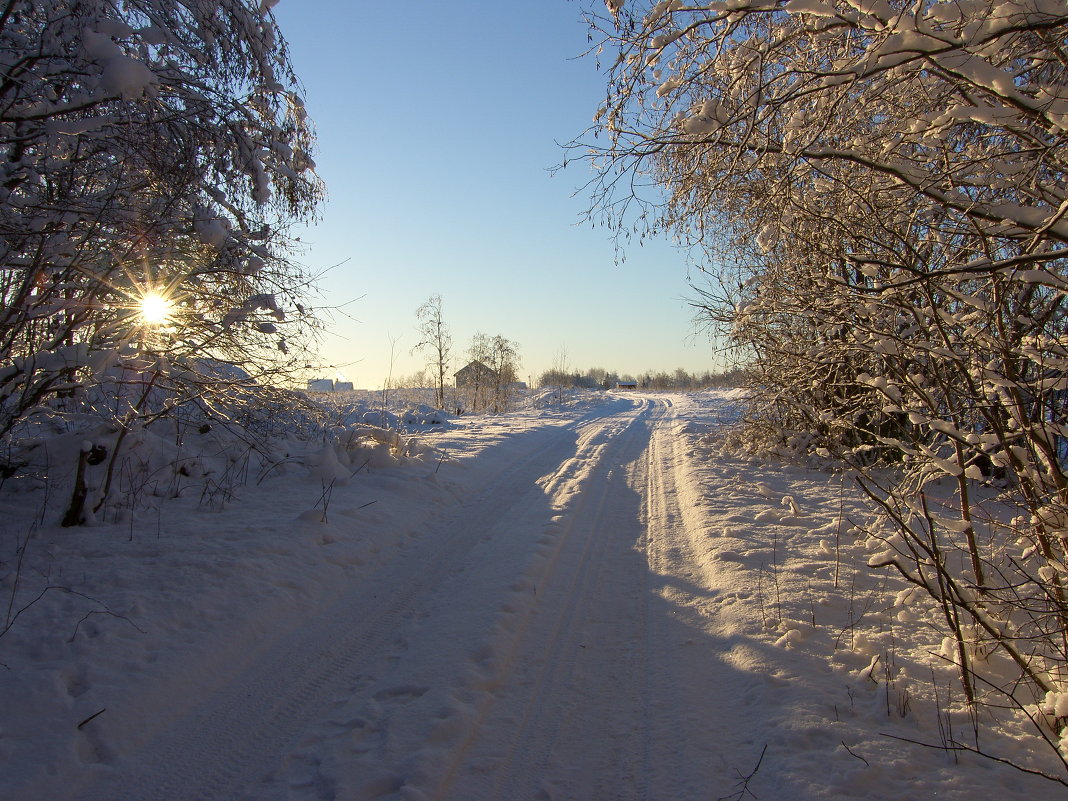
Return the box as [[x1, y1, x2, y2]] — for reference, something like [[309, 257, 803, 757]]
[[334, 381, 354, 392], [454, 360, 497, 388], [616, 381, 638, 390], [307, 378, 334, 393]]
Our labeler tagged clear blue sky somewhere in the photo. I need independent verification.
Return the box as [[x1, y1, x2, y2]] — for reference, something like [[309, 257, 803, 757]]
[[272, 0, 720, 389]]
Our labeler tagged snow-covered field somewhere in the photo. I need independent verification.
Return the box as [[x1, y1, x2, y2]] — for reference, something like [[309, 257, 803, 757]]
[[1, 390, 1062, 800]]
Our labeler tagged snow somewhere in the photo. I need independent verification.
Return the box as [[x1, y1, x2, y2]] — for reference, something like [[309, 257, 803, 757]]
[[0, 389, 1064, 799], [98, 56, 157, 101]]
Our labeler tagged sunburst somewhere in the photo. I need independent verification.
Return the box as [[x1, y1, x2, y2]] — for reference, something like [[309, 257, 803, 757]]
[[138, 290, 175, 326], [115, 265, 186, 334]]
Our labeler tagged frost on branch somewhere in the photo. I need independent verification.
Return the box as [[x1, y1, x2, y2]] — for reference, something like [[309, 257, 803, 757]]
[[0, 0, 325, 443], [577, 0, 1068, 779]]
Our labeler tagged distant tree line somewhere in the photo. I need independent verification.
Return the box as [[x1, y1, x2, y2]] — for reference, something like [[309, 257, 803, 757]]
[[537, 366, 742, 391]]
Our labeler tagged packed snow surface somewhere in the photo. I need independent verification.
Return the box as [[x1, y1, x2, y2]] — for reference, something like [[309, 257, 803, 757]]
[[1, 391, 1062, 799]]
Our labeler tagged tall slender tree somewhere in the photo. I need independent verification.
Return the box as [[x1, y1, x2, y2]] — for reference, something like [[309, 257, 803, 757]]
[[413, 295, 452, 409]]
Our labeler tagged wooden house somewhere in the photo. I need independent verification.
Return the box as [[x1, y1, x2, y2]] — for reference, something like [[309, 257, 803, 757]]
[[454, 360, 496, 388]]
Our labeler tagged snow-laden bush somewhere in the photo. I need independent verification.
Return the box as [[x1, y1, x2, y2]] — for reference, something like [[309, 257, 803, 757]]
[[580, 0, 1068, 780], [2, 387, 438, 527], [400, 405, 451, 427], [0, 1, 324, 488]]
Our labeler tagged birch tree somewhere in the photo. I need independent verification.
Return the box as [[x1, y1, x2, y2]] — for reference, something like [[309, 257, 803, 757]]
[[485, 334, 520, 413], [464, 332, 492, 413], [463, 332, 519, 413], [413, 294, 452, 410]]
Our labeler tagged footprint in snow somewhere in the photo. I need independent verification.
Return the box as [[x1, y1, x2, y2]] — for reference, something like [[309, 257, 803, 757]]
[[714, 549, 744, 562], [372, 684, 430, 703]]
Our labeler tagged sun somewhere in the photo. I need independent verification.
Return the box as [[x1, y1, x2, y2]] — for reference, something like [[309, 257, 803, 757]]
[[138, 291, 174, 326]]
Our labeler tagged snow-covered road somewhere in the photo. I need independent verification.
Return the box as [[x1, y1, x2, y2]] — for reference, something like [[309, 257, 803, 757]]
[[7, 390, 1062, 800], [65, 394, 741, 801]]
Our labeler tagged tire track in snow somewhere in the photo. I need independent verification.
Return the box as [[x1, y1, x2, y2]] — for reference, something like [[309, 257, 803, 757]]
[[487, 404, 656, 800], [456, 394, 723, 801], [638, 398, 693, 799], [284, 397, 657, 801], [71, 406, 628, 801], [639, 396, 768, 799], [427, 398, 670, 800]]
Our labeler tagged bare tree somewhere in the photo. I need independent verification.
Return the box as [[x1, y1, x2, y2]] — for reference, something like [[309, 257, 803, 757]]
[[460, 332, 519, 414], [485, 334, 521, 413], [412, 295, 452, 409], [463, 332, 492, 413]]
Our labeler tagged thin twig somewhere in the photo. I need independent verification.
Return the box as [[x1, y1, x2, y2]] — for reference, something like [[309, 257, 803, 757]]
[[4, 522, 34, 629], [879, 733, 1068, 787], [69, 607, 146, 643], [77, 708, 106, 729], [841, 741, 869, 767], [0, 585, 144, 641], [717, 743, 768, 801]]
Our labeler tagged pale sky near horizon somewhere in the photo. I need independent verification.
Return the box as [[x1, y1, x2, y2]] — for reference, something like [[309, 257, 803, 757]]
[[272, 1, 721, 390]]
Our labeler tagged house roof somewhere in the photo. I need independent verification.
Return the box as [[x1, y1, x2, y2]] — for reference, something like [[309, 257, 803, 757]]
[[454, 360, 494, 377]]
